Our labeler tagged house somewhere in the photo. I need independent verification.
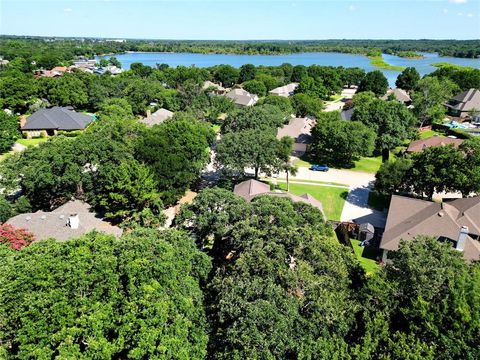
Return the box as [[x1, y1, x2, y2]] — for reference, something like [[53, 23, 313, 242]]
[[202, 81, 226, 95], [381, 88, 412, 104], [380, 195, 480, 262], [406, 136, 464, 153], [224, 88, 258, 107], [6, 200, 123, 241], [21, 107, 94, 138], [276, 117, 315, 156], [140, 108, 174, 127], [233, 179, 325, 217], [445, 88, 480, 119], [269, 83, 299, 97], [358, 222, 375, 242]]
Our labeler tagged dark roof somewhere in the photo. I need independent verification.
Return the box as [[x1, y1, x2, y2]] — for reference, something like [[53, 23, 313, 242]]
[[380, 195, 480, 261], [406, 137, 464, 152], [22, 107, 93, 131], [448, 88, 480, 112]]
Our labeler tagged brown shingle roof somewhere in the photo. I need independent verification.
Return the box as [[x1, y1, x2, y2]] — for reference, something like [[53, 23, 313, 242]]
[[276, 117, 315, 144], [380, 195, 480, 261], [406, 137, 464, 152], [140, 108, 174, 127]]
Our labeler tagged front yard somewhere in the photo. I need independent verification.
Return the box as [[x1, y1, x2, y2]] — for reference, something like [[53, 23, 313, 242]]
[[295, 155, 383, 174], [16, 138, 49, 147], [277, 181, 348, 221]]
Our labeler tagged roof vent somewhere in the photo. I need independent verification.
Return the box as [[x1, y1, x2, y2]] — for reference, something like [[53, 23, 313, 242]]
[[25, 216, 31, 221], [438, 211, 445, 217], [69, 214, 79, 229], [41, 215, 47, 220]]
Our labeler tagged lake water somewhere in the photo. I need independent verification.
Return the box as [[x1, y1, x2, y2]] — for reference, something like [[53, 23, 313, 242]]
[[98, 52, 480, 86]]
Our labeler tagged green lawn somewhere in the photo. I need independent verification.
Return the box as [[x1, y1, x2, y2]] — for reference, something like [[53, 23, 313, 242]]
[[350, 239, 380, 275], [368, 56, 405, 71], [277, 181, 348, 221], [295, 155, 382, 174], [329, 94, 343, 102], [17, 138, 48, 147], [418, 129, 446, 139], [275, 178, 348, 187], [351, 156, 383, 173]]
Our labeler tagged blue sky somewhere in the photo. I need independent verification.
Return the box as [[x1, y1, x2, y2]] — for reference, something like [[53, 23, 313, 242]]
[[1, 0, 479, 39]]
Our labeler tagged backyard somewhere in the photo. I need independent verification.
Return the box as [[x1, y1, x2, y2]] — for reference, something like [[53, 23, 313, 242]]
[[277, 181, 348, 221], [350, 239, 380, 275]]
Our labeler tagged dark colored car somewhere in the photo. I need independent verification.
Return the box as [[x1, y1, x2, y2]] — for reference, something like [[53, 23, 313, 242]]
[[310, 164, 330, 172]]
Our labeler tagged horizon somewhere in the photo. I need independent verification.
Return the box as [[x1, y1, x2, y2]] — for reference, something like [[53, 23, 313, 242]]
[[1, 0, 479, 40]]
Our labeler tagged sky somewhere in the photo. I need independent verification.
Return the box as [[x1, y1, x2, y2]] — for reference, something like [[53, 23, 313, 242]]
[[1, 0, 479, 40]]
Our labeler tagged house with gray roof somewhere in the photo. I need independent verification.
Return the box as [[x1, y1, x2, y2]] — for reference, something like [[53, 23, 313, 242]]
[[276, 117, 315, 156], [380, 195, 480, 262], [381, 88, 412, 104], [233, 179, 325, 218], [446, 88, 480, 119], [225, 88, 258, 107], [269, 83, 299, 97], [140, 108, 174, 127], [21, 107, 94, 138], [6, 200, 123, 241]]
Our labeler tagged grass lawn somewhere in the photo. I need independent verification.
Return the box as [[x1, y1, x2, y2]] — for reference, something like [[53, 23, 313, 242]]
[[295, 155, 382, 174], [17, 138, 48, 147], [277, 181, 348, 221], [368, 56, 405, 71], [350, 239, 381, 275], [418, 129, 446, 139], [329, 94, 343, 102], [351, 156, 383, 174], [275, 178, 348, 187]]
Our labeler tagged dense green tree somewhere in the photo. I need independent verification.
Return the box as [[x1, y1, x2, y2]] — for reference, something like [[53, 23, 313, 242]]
[[0, 71, 37, 112], [257, 95, 294, 117], [135, 116, 214, 204], [429, 66, 480, 91], [255, 73, 280, 91], [93, 158, 165, 227], [457, 138, 480, 196], [238, 64, 257, 82], [357, 70, 389, 97], [0, 196, 15, 223], [130, 62, 153, 78], [242, 79, 267, 96], [213, 65, 239, 87], [221, 104, 285, 133], [352, 98, 416, 160], [310, 112, 376, 167], [295, 76, 329, 100], [291, 93, 324, 118], [0, 111, 20, 153], [374, 157, 412, 196], [341, 67, 366, 88], [291, 65, 308, 82], [121, 78, 164, 114], [38, 73, 88, 109], [395, 67, 420, 92], [97, 98, 134, 120], [216, 129, 290, 179], [307, 65, 343, 95], [411, 77, 459, 126], [0, 229, 211, 359]]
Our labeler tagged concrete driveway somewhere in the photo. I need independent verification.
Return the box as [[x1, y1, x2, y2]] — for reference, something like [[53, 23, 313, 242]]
[[282, 167, 375, 188]]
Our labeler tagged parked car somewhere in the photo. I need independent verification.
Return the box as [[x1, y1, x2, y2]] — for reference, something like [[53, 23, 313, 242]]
[[310, 164, 329, 172]]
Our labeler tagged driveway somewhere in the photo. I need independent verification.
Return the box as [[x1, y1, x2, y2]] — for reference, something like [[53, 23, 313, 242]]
[[276, 167, 387, 228]]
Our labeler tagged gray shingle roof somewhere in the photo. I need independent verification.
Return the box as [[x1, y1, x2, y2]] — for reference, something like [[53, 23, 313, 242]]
[[381, 88, 412, 103], [22, 107, 93, 131], [276, 117, 315, 144], [448, 88, 480, 112], [380, 195, 480, 261], [225, 88, 258, 106], [6, 200, 123, 241], [140, 108, 174, 127]]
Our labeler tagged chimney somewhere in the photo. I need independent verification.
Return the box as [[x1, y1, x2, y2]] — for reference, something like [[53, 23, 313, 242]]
[[456, 226, 468, 251], [69, 214, 80, 229]]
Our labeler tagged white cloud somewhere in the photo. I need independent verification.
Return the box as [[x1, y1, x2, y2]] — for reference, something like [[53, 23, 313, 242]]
[[457, 12, 463, 16], [443, 8, 449, 14], [348, 4, 357, 11], [467, 13, 474, 17], [64, 8, 73, 12], [449, 0, 467, 4]]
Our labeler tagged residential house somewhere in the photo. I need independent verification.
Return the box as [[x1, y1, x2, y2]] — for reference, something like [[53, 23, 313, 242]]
[[276, 117, 315, 156], [225, 88, 258, 107], [269, 83, 299, 97], [140, 108, 174, 127], [406, 136, 464, 153], [21, 107, 94, 138], [233, 179, 325, 217], [445, 88, 480, 119], [6, 200, 123, 241], [202, 80, 226, 95], [380, 195, 480, 262], [381, 88, 412, 104]]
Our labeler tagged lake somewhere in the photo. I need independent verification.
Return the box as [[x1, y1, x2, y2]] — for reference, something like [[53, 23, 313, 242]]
[[97, 52, 480, 86]]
